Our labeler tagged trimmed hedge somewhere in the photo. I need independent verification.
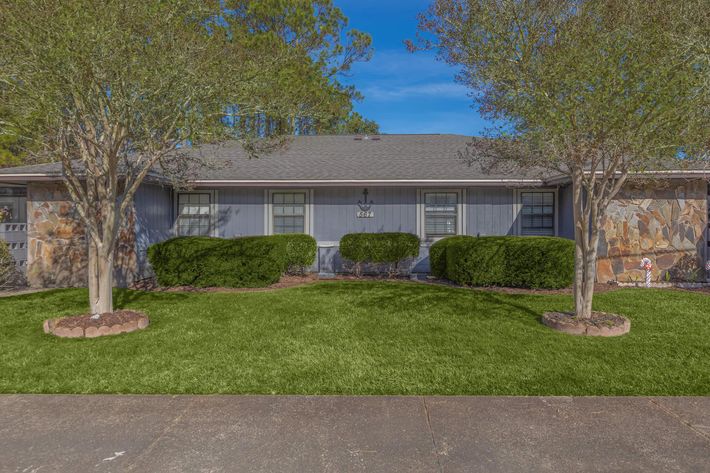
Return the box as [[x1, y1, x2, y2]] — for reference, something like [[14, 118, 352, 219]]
[[429, 236, 470, 279], [442, 236, 575, 289], [340, 232, 420, 264], [147, 236, 279, 288], [340, 232, 420, 276], [147, 234, 317, 287], [0, 240, 21, 288], [268, 233, 317, 274]]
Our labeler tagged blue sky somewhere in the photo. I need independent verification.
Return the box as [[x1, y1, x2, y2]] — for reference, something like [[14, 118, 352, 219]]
[[336, 0, 491, 136]]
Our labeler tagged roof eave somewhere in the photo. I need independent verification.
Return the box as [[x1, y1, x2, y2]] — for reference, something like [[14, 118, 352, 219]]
[[0, 173, 63, 184], [545, 169, 710, 186], [1, 170, 707, 187], [190, 178, 548, 187]]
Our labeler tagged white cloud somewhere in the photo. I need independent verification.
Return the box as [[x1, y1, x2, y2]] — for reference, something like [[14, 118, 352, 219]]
[[343, 48, 468, 102], [350, 48, 456, 80], [377, 111, 488, 135], [362, 82, 469, 101]]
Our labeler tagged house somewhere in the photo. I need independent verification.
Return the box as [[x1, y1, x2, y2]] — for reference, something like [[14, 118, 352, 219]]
[[0, 134, 708, 287]]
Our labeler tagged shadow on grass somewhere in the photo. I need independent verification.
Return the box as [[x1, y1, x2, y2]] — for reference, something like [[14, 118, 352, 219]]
[[113, 288, 191, 309], [299, 280, 561, 322], [0, 288, 82, 302]]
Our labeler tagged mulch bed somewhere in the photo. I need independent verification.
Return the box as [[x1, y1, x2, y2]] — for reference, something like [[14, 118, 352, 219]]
[[44, 310, 149, 338], [131, 274, 709, 296], [541, 311, 631, 337], [419, 278, 622, 295], [675, 286, 710, 294], [130, 274, 412, 293], [53, 310, 145, 330], [137, 274, 319, 292]]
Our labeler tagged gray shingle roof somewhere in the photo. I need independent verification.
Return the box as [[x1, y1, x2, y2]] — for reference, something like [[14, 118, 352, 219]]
[[0, 161, 65, 175], [1, 134, 706, 183], [0, 134, 544, 182], [176, 134, 546, 182]]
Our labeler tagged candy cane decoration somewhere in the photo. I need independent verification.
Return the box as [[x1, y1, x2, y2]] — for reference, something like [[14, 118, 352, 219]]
[[640, 258, 652, 288]]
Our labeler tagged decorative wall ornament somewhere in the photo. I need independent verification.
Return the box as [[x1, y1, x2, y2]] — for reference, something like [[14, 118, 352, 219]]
[[640, 257, 652, 288], [357, 188, 374, 218], [0, 206, 11, 223]]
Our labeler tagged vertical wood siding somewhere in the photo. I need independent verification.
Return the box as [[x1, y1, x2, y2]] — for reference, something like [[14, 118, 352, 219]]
[[466, 187, 516, 236], [134, 184, 174, 276], [557, 184, 575, 240], [313, 187, 417, 241], [216, 188, 265, 237], [132, 184, 569, 276]]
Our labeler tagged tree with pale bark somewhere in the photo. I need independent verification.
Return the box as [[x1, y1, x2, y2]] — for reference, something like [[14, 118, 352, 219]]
[[411, 0, 710, 318], [0, 0, 373, 316]]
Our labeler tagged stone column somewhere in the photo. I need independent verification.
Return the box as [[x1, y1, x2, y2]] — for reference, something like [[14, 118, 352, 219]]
[[596, 180, 708, 283], [27, 182, 138, 288]]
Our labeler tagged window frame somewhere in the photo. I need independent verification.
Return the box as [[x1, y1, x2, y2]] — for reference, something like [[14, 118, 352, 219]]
[[265, 189, 313, 236], [0, 186, 27, 223], [417, 188, 465, 242], [173, 190, 218, 237], [515, 188, 558, 237]]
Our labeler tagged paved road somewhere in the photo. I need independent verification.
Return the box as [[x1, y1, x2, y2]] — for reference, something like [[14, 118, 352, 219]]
[[1, 396, 708, 472]]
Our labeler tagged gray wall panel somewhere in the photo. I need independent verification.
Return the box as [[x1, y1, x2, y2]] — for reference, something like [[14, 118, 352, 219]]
[[134, 184, 174, 276], [145, 184, 569, 276], [313, 187, 417, 241], [216, 188, 265, 237], [466, 187, 516, 236], [558, 184, 574, 240]]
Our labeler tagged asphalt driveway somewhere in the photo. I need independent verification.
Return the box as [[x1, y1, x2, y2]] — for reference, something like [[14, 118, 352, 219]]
[[1, 395, 708, 472]]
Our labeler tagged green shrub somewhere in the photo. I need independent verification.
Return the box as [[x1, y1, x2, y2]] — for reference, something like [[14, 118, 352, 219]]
[[443, 236, 574, 289], [339, 232, 420, 276], [147, 236, 284, 288], [428, 236, 469, 279], [0, 240, 24, 289], [268, 234, 317, 275]]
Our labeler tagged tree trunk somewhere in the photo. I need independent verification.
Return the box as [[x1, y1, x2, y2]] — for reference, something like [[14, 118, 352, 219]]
[[580, 247, 598, 318], [573, 238, 587, 318], [89, 248, 114, 316], [572, 170, 598, 319], [88, 241, 100, 315]]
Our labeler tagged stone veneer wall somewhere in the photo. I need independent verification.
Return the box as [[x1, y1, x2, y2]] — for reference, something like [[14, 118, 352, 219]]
[[27, 183, 138, 288], [596, 179, 708, 283]]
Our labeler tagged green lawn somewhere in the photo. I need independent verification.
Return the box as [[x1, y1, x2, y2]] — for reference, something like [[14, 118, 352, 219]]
[[0, 281, 708, 395]]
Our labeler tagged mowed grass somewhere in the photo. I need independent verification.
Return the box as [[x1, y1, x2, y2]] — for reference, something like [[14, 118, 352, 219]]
[[0, 281, 708, 395]]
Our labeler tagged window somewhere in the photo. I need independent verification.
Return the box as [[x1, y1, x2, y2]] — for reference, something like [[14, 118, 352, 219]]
[[177, 192, 212, 236], [423, 191, 459, 239], [0, 187, 26, 224], [520, 191, 555, 236], [272, 191, 306, 234], [0, 200, 17, 223]]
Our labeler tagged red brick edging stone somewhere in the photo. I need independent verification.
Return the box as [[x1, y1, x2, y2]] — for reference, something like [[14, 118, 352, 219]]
[[541, 311, 630, 337], [43, 310, 149, 338]]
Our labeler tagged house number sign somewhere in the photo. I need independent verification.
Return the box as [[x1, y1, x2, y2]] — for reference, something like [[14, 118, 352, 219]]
[[357, 188, 374, 218]]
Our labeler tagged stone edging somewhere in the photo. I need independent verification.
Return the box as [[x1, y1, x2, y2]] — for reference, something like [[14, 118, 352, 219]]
[[616, 282, 710, 289], [541, 312, 630, 337], [43, 314, 149, 338]]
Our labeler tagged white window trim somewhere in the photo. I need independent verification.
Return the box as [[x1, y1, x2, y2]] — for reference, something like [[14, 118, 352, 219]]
[[173, 189, 218, 237], [265, 189, 313, 236], [513, 188, 559, 237], [417, 188, 466, 243]]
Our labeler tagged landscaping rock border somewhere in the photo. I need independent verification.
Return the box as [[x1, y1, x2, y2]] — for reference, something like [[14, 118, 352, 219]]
[[541, 311, 630, 337], [616, 281, 710, 289], [43, 310, 149, 338]]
